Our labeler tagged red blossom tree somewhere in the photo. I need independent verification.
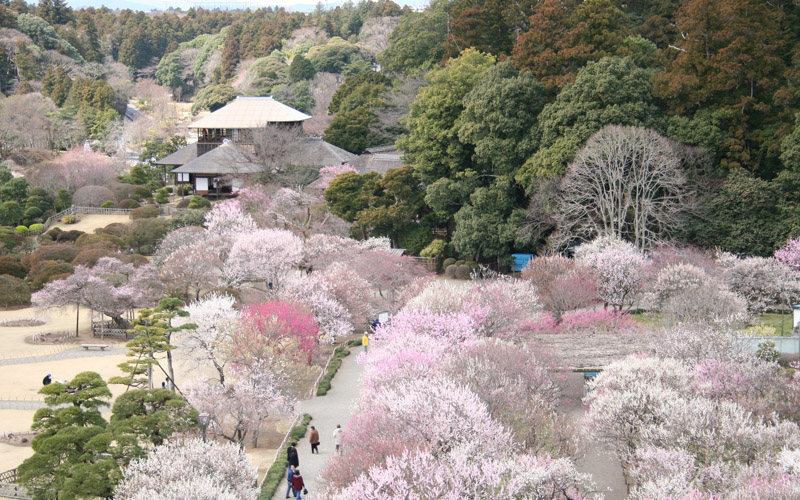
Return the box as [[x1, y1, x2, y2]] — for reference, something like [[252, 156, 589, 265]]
[[238, 301, 320, 365]]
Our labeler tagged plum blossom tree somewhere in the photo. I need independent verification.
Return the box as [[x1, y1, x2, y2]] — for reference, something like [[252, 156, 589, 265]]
[[223, 229, 303, 288], [175, 293, 241, 384], [279, 273, 352, 340], [31, 147, 118, 194], [326, 445, 593, 500], [521, 255, 598, 322], [464, 278, 542, 340], [160, 240, 222, 300], [238, 301, 320, 365], [114, 438, 258, 500], [585, 355, 800, 494], [717, 252, 800, 313], [345, 250, 432, 312], [184, 361, 295, 446], [203, 199, 257, 236], [316, 164, 358, 191], [32, 257, 163, 329], [577, 238, 648, 310], [776, 238, 800, 273]]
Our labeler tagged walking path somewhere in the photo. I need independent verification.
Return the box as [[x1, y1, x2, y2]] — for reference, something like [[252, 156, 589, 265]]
[[0, 347, 126, 367], [271, 348, 365, 500]]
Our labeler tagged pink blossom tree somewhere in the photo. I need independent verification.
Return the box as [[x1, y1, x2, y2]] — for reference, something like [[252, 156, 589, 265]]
[[32, 257, 163, 329], [114, 438, 258, 500], [326, 445, 593, 500], [279, 273, 352, 340], [317, 164, 358, 191], [345, 250, 432, 312], [521, 255, 598, 321], [223, 229, 303, 288], [31, 148, 118, 194], [184, 361, 296, 447], [776, 238, 800, 273], [238, 301, 320, 365]]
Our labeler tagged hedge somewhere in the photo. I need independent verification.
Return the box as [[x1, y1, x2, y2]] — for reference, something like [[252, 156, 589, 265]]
[[316, 346, 350, 396], [258, 413, 313, 500]]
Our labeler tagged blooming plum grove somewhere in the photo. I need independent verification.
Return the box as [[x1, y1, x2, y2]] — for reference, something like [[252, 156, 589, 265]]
[[321, 277, 592, 498]]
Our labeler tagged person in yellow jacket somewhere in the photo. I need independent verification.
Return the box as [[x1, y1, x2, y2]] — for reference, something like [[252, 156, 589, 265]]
[[362, 332, 369, 353]]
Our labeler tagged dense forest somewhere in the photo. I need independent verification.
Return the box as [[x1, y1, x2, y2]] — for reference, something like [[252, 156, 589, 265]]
[[2, 0, 800, 262]]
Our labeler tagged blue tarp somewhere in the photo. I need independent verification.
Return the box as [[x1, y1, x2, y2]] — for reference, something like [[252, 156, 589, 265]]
[[510, 253, 534, 272]]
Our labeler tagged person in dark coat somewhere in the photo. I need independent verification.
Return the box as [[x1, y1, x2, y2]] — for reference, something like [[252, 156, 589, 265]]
[[42, 374, 52, 385], [288, 445, 299, 468], [285, 464, 295, 499], [309, 426, 320, 454], [291, 469, 305, 500]]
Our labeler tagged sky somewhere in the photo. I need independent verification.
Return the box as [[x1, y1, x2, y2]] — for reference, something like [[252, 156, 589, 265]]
[[66, 0, 429, 12]]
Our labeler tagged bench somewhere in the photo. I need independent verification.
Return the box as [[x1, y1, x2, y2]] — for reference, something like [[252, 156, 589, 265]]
[[81, 344, 109, 351]]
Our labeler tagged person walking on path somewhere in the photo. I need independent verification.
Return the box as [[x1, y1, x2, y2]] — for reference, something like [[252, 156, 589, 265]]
[[362, 332, 369, 353], [288, 444, 300, 469], [285, 465, 296, 499], [309, 426, 320, 454], [291, 469, 305, 500], [333, 424, 343, 454]]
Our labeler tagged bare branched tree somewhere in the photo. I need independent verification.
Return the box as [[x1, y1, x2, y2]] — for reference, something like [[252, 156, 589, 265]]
[[551, 125, 696, 250]]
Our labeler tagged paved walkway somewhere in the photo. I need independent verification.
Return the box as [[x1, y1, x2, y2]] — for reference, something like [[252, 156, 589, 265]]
[[569, 407, 628, 500], [271, 348, 365, 500], [0, 347, 126, 367]]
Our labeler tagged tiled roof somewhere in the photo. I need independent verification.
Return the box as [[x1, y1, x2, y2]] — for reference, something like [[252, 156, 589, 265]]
[[188, 96, 311, 129]]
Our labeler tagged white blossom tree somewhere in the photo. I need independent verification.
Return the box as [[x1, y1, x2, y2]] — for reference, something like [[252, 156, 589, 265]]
[[114, 439, 258, 500]]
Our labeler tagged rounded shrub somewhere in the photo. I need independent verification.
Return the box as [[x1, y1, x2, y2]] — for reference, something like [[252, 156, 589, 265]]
[[132, 186, 151, 200], [187, 196, 211, 209], [445, 264, 458, 278], [100, 200, 116, 208], [118, 199, 140, 209], [455, 260, 465, 267], [14, 225, 28, 235], [165, 186, 174, 194], [24, 206, 42, 219], [420, 239, 446, 259], [29, 223, 44, 234], [454, 264, 471, 280], [155, 188, 169, 204], [0, 275, 31, 307], [130, 206, 159, 219], [442, 257, 456, 269], [61, 214, 77, 224]]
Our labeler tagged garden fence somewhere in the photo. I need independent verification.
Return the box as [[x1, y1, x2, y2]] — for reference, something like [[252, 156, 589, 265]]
[[28, 205, 189, 235], [738, 336, 800, 355]]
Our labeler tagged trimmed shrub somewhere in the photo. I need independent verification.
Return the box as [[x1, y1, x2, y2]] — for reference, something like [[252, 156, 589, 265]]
[[29, 223, 44, 233], [119, 254, 149, 267], [258, 414, 312, 500], [0, 275, 30, 307], [455, 260, 465, 266], [0, 255, 28, 278], [122, 218, 169, 254], [756, 340, 780, 363], [25, 244, 80, 266], [55, 230, 84, 242], [132, 186, 151, 199], [176, 198, 192, 209], [73, 185, 117, 207], [154, 188, 169, 204], [167, 210, 206, 230], [165, 186, 173, 194], [454, 264, 471, 280], [75, 233, 124, 249], [102, 223, 127, 237], [100, 200, 115, 208], [72, 244, 117, 267], [14, 225, 28, 235], [43, 227, 62, 240], [118, 199, 140, 209], [28, 260, 74, 290], [420, 239, 446, 259], [61, 214, 77, 224], [187, 196, 211, 209], [317, 347, 351, 396], [130, 205, 159, 219], [24, 206, 42, 219], [442, 257, 456, 269], [445, 264, 457, 277]]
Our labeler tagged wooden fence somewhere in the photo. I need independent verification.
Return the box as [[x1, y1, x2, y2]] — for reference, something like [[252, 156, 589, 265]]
[[91, 320, 133, 340], [0, 468, 29, 500]]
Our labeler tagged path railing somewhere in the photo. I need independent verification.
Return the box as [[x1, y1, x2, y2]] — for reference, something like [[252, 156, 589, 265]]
[[91, 321, 133, 340], [29, 205, 189, 235], [0, 468, 30, 499]]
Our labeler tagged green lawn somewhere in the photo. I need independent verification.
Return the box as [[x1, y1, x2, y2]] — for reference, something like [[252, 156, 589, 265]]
[[755, 312, 794, 336]]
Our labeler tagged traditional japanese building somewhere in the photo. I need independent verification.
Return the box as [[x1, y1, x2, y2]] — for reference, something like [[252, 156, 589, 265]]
[[157, 96, 354, 197]]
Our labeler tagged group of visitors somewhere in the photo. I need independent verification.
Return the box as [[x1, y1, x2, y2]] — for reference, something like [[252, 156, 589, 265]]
[[285, 424, 344, 499]]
